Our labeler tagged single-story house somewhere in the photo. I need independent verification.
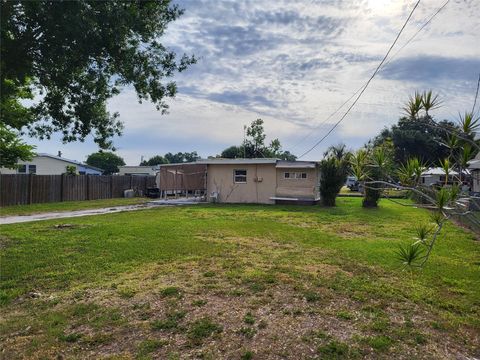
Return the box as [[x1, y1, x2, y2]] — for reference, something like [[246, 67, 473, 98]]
[[118, 165, 159, 176], [421, 167, 459, 186], [0, 152, 103, 175], [194, 158, 320, 204], [468, 153, 480, 192]]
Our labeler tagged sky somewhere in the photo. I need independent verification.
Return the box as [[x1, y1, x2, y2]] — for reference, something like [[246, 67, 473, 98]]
[[27, 0, 480, 165]]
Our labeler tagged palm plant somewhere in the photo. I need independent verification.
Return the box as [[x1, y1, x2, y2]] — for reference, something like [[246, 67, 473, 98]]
[[458, 111, 480, 136], [361, 145, 393, 208], [421, 90, 442, 117], [396, 243, 425, 267], [397, 157, 427, 186], [439, 158, 451, 186], [319, 157, 349, 206], [403, 91, 423, 119], [350, 149, 369, 181]]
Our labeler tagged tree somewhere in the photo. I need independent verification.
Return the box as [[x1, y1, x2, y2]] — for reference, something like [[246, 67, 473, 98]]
[[1, 1, 195, 151], [0, 124, 35, 168], [86, 151, 125, 175], [319, 144, 351, 206], [220, 146, 243, 159], [141, 152, 200, 165], [164, 151, 200, 163], [220, 119, 297, 160], [140, 155, 168, 166], [350, 141, 393, 208], [373, 91, 462, 166]]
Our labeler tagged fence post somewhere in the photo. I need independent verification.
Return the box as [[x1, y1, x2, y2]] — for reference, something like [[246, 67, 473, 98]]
[[110, 176, 113, 198], [86, 174, 90, 200], [60, 174, 64, 202], [28, 173, 33, 204]]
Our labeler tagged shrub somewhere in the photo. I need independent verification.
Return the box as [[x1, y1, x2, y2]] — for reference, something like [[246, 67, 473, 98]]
[[319, 157, 349, 207]]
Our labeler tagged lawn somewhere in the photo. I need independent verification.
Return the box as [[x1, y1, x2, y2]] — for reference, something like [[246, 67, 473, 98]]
[[0, 197, 149, 217], [0, 198, 479, 359]]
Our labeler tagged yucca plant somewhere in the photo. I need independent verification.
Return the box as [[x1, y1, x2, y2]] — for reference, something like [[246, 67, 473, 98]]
[[397, 157, 427, 186], [439, 158, 451, 186], [430, 210, 446, 226], [403, 91, 423, 119], [319, 157, 349, 207], [421, 90, 442, 117], [435, 187, 451, 210], [396, 243, 425, 267], [458, 111, 480, 136], [413, 222, 434, 244]]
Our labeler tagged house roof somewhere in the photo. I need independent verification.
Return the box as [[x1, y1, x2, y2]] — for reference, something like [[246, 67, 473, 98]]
[[276, 160, 318, 169], [119, 165, 160, 169], [36, 153, 104, 172], [196, 158, 279, 165], [421, 167, 459, 176]]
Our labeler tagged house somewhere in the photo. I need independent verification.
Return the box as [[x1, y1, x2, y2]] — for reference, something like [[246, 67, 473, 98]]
[[468, 153, 480, 192], [195, 158, 320, 204], [118, 165, 159, 176], [0, 152, 103, 175], [421, 167, 459, 186]]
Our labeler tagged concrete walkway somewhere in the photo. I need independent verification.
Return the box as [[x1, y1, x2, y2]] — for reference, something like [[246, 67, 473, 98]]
[[0, 198, 202, 225]]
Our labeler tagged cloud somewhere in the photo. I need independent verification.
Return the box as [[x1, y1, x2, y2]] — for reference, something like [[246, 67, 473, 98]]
[[24, 0, 480, 163], [379, 56, 480, 83]]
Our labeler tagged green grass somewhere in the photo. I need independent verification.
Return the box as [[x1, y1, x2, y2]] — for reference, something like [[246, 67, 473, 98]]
[[0, 198, 478, 358], [0, 197, 149, 216]]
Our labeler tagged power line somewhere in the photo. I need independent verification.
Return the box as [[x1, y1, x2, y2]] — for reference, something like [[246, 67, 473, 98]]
[[298, 0, 422, 159], [472, 73, 480, 115], [294, 0, 450, 157], [291, 1, 451, 152], [380, 0, 450, 70]]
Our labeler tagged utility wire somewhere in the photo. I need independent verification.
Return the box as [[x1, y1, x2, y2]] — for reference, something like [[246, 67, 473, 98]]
[[380, 0, 449, 69], [292, 1, 449, 152], [298, 0, 421, 158], [472, 73, 480, 115]]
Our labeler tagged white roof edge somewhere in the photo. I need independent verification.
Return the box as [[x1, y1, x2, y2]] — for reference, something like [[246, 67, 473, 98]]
[[196, 158, 278, 165], [35, 153, 103, 172]]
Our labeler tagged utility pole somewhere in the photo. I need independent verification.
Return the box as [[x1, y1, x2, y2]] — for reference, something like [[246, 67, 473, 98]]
[[243, 125, 247, 158]]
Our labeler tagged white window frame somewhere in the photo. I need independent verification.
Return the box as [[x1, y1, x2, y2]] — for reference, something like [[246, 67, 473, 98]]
[[284, 172, 307, 179], [28, 165, 37, 174], [233, 169, 247, 183], [18, 164, 27, 173]]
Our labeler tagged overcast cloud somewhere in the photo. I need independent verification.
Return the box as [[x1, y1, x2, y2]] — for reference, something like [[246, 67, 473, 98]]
[[28, 0, 480, 164]]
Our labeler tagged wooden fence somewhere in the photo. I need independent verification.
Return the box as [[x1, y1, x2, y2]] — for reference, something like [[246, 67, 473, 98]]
[[0, 174, 157, 207]]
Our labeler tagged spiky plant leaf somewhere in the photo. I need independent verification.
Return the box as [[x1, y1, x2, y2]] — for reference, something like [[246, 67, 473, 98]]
[[396, 243, 425, 267]]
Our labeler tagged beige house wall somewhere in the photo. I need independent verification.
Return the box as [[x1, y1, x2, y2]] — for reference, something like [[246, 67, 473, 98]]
[[276, 167, 320, 199], [207, 164, 277, 204]]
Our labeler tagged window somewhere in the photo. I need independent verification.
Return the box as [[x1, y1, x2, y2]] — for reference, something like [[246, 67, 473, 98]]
[[18, 165, 26, 173], [284, 172, 307, 179], [234, 169, 247, 183], [28, 165, 36, 174]]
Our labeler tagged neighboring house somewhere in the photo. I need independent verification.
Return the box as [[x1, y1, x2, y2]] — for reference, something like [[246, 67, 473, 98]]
[[195, 158, 320, 204], [0, 152, 103, 175], [421, 167, 459, 186], [468, 153, 480, 192], [117, 165, 159, 176]]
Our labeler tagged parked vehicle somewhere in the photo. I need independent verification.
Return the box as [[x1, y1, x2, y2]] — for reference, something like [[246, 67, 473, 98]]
[[346, 176, 359, 191]]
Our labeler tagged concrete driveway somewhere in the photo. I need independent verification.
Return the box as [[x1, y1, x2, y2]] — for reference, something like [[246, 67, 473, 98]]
[[0, 198, 202, 225]]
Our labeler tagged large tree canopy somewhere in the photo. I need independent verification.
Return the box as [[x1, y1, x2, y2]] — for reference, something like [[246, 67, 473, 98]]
[[1, 0, 195, 149], [86, 151, 125, 175], [220, 119, 297, 161], [0, 123, 35, 168], [140, 151, 200, 165]]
